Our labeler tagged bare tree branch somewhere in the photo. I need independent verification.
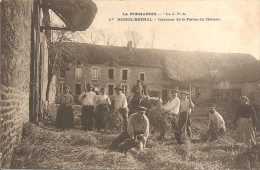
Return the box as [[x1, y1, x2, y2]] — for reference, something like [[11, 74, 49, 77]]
[[124, 30, 143, 48], [99, 29, 117, 46], [86, 27, 101, 44]]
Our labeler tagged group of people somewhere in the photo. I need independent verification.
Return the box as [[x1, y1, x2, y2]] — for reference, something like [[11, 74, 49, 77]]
[[109, 88, 196, 150], [56, 83, 131, 132], [56, 81, 258, 151]]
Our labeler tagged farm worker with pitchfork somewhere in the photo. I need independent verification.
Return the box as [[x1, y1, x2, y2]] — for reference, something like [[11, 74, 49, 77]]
[[178, 92, 195, 141], [157, 89, 182, 144]]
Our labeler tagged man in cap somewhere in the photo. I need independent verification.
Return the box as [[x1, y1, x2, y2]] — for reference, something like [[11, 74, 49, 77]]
[[109, 106, 149, 151], [158, 89, 182, 144], [206, 103, 226, 142], [178, 92, 195, 139], [114, 85, 129, 130], [78, 84, 96, 131], [131, 80, 144, 110]]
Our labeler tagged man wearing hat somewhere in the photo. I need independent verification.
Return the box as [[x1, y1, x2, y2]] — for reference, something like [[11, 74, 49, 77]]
[[158, 89, 182, 144], [178, 92, 195, 139], [78, 84, 97, 131], [206, 103, 226, 142], [109, 106, 149, 151], [114, 85, 129, 130], [131, 80, 144, 110]]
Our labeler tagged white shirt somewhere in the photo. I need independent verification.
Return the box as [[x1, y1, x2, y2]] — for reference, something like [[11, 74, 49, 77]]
[[95, 94, 111, 105], [114, 92, 128, 112], [78, 91, 96, 106], [127, 113, 149, 143], [180, 99, 195, 112], [161, 97, 180, 114], [208, 111, 226, 130]]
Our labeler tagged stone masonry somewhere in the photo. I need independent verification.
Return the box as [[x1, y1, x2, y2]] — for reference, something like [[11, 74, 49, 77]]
[[1, 0, 33, 168], [58, 59, 176, 103]]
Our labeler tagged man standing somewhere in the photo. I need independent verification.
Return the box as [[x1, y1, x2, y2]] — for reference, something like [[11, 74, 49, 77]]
[[78, 84, 96, 131], [131, 80, 144, 110], [178, 92, 195, 139], [207, 103, 226, 142], [158, 89, 182, 144], [114, 85, 129, 130], [109, 106, 149, 151]]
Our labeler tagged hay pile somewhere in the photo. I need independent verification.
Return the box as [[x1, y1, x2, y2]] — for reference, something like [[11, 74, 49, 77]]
[[103, 112, 124, 133], [146, 107, 174, 133], [11, 123, 143, 169], [10, 104, 260, 169]]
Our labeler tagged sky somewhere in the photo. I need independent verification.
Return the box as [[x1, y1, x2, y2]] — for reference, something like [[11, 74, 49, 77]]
[[54, 0, 260, 59]]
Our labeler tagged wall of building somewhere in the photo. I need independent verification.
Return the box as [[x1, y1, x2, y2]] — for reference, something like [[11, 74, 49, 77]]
[[212, 80, 260, 103], [0, 0, 34, 168], [57, 60, 176, 103], [0, 0, 51, 168]]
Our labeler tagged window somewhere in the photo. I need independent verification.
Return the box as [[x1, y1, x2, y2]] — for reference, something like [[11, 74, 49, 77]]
[[75, 68, 82, 79], [108, 69, 114, 79], [59, 83, 65, 94], [92, 67, 99, 80], [108, 85, 114, 95], [75, 84, 81, 95], [122, 70, 128, 80], [140, 73, 145, 81], [60, 70, 65, 78], [122, 85, 127, 95]]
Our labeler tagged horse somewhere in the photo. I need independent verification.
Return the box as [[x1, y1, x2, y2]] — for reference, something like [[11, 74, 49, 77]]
[[128, 96, 162, 116]]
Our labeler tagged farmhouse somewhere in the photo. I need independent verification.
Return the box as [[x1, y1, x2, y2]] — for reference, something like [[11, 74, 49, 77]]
[[212, 60, 260, 104], [56, 42, 256, 104]]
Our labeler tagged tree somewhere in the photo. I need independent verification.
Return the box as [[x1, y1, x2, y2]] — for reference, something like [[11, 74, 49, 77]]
[[86, 27, 101, 44], [124, 30, 143, 48], [46, 30, 84, 101], [99, 29, 117, 46]]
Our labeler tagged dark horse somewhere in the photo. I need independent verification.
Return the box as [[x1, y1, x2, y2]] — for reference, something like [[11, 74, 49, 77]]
[[128, 96, 162, 116]]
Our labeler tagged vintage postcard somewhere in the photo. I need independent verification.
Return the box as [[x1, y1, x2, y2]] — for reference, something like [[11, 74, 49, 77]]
[[1, 0, 259, 169]]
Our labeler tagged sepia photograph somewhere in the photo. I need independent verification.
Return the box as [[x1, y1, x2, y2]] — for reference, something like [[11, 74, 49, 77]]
[[1, 0, 260, 169]]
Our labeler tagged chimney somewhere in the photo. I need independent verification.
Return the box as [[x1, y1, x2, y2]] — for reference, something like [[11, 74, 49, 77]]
[[127, 41, 133, 53]]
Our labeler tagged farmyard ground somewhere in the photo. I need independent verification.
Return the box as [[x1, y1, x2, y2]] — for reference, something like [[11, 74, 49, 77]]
[[11, 104, 260, 169]]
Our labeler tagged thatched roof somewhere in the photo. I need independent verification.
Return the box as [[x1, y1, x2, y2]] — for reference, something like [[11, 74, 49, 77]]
[[212, 60, 260, 83], [63, 43, 163, 68], [161, 51, 256, 82], [63, 43, 256, 82], [45, 0, 97, 31]]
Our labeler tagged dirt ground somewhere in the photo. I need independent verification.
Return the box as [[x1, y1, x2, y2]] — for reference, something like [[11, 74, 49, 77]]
[[11, 104, 260, 169]]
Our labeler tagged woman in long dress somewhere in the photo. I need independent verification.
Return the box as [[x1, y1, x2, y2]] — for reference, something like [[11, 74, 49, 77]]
[[56, 85, 75, 131], [233, 96, 257, 146], [95, 87, 111, 132]]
